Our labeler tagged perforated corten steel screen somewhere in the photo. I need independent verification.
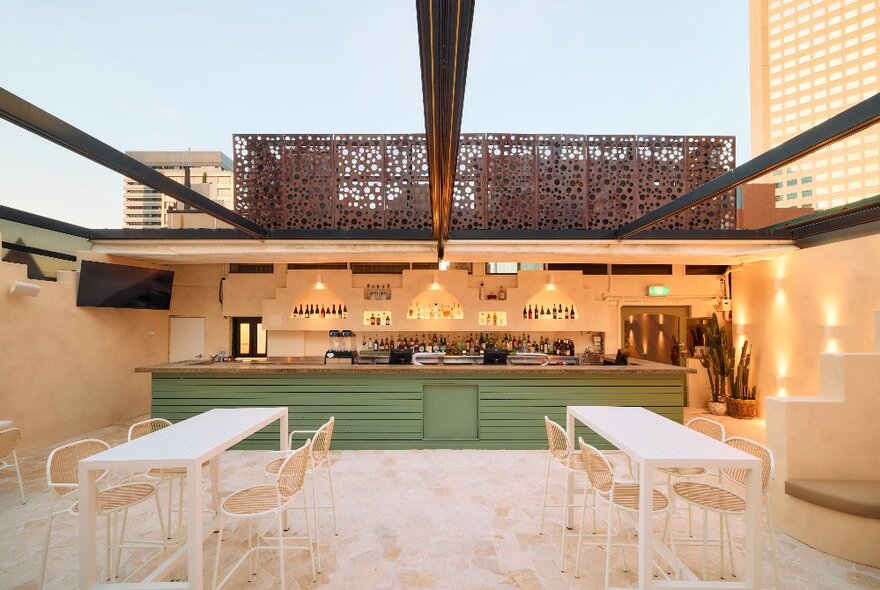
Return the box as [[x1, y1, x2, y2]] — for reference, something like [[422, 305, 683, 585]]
[[233, 134, 735, 232]]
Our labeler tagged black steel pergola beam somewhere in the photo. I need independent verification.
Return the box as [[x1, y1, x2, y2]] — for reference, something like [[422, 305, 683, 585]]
[[0, 87, 267, 238], [615, 93, 880, 239], [416, 0, 475, 258]]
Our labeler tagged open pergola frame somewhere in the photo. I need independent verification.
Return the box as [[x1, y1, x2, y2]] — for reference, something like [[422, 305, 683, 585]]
[[1, 2, 879, 252]]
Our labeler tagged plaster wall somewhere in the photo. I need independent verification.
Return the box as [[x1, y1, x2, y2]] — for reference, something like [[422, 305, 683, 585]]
[[732, 232, 880, 414], [0, 258, 168, 452]]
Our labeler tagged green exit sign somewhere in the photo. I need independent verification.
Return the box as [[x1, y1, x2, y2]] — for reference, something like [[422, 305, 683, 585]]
[[648, 285, 670, 297]]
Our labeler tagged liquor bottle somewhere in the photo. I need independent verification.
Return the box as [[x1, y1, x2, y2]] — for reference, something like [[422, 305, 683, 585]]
[[479, 281, 485, 300], [498, 285, 506, 301], [373, 338, 379, 351], [552, 306, 558, 320], [522, 307, 527, 320], [292, 305, 299, 319], [304, 305, 311, 319], [331, 304, 336, 318], [571, 305, 577, 319], [492, 312, 498, 326], [385, 313, 391, 326]]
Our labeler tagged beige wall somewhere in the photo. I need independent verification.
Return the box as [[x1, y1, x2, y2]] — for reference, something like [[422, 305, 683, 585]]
[[0, 259, 168, 452], [733, 232, 880, 413]]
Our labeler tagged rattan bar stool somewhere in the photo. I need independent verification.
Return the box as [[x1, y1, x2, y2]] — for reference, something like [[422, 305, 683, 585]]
[[212, 440, 319, 590], [265, 416, 337, 536], [659, 417, 726, 538], [671, 436, 780, 588], [127, 417, 217, 543], [541, 416, 634, 573], [575, 438, 675, 589], [0, 427, 26, 504], [38, 439, 166, 588]]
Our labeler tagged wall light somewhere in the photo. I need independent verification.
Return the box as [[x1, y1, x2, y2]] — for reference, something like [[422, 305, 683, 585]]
[[734, 323, 747, 336], [546, 273, 556, 291], [823, 325, 839, 339], [775, 375, 786, 388], [430, 272, 441, 290], [438, 259, 450, 271], [315, 271, 325, 289], [9, 280, 41, 297], [774, 277, 784, 290]]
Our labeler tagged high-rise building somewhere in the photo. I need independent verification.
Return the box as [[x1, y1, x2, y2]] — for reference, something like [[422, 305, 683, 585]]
[[749, 0, 879, 210], [123, 151, 234, 228]]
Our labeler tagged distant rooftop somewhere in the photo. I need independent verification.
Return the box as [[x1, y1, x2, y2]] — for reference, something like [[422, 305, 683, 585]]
[[125, 150, 232, 171]]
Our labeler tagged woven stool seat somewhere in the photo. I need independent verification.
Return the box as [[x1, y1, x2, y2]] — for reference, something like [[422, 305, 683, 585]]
[[610, 483, 669, 512], [658, 466, 708, 477], [222, 484, 282, 515], [673, 481, 747, 513], [72, 482, 155, 514]]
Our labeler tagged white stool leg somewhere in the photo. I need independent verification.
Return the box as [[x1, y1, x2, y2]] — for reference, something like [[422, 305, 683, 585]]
[[211, 513, 225, 590], [114, 508, 129, 579], [701, 508, 709, 580], [37, 498, 54, 589], [325, 458, 338, 535], [13, 451, 26, 504], [574, 473, 591, 578], [310, 469, 322, 573], [277, 507, 286, 590], [719, 511, 725, 579], [725, 513, 736, 578], [539, 454, 552, 534], [560, 467, 570, 571], [302, 488, 318, 581], [604, 499, 613, 590]]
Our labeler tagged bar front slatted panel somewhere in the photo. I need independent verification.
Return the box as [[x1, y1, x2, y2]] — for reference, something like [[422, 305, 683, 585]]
[[151, 373, 685, 450]]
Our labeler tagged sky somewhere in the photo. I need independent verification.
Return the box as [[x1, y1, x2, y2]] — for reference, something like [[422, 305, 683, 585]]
[[0, 1, 750, 228]]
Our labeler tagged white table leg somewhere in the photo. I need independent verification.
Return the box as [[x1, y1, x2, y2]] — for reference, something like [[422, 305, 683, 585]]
[[187, 462, 204, 589], [210, 457, 221, 515], [565, 409, 575, 527], [78, 466, 98, 589], [744, 461, 762, 589], [280, 410, 289, 451], [638, 461, 652, 590]]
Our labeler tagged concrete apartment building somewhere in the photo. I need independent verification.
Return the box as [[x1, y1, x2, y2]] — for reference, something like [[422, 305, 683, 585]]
[[750, 0, 879, 210], [123, 151, 234, 228]]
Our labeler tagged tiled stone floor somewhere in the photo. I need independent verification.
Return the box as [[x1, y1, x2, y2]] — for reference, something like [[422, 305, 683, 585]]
[[1, 410, 878, 589]]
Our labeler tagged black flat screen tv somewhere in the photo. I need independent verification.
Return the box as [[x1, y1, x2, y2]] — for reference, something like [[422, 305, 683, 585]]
[[77, 260, 174, 309]]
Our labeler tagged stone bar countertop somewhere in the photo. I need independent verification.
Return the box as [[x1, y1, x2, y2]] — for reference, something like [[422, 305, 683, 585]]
[[137, 356, 695, 376]]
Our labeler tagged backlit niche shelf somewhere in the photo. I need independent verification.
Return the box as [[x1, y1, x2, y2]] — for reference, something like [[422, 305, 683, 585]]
[[364, 311, 392, 326], [478, 311, 507, 326], [522, 289, 579, 322], [290, 287, 348, 320], [407, 289, 463, 320]]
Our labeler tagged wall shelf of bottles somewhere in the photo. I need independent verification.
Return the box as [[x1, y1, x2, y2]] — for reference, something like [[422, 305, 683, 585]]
[[407, 290, 464, 320], [364, 311, 392, 327], [363, 283, 392, 301], [478, 311, 507, 327], [522, 289, 578, 322], [290, 303, 348, 319]]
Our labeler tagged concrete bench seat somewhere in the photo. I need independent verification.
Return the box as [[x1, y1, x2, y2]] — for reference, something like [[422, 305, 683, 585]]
[[785, 480, 880, 519]]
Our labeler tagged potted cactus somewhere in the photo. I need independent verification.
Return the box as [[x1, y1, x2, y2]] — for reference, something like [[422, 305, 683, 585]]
[[728, 340, 759, 418], [699, 315, 733, 415]]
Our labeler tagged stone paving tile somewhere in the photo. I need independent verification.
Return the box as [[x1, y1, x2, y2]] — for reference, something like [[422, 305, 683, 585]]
[[0, 410, 875, 589]]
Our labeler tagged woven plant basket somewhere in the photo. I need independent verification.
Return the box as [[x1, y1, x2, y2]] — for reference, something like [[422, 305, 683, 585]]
[[727, 397, 758, 419]]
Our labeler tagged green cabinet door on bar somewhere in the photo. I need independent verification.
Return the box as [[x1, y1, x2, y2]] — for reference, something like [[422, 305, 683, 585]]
[[423, 384, 479, 440]]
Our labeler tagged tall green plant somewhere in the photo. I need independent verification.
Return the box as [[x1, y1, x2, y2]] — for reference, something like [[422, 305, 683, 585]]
[[699, 315, 734, 402], [732, 340, 756, 400]]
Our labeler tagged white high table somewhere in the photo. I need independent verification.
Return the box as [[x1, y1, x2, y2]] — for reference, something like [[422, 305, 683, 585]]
[[78, 407, 288, 590], [567, 406, 763, 590]]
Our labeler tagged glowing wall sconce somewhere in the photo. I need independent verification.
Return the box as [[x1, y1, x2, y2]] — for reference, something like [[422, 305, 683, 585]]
[[774, 278, 784, 290], [823, 325, 839, 339], [315, 271, 325, 289], [430, 272, 441, 290], [775, 375, 787, 388], [546, 274, 556, 291], [734, 323, 747, 336]]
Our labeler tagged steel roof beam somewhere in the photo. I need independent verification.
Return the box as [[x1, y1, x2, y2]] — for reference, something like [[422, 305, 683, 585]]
[[0, 87, 266, 238], [416, 0, 475, 257], [615, 93, 880, 239]]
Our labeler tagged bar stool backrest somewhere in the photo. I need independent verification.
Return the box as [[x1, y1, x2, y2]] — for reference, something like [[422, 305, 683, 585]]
[[723, 436, 774, 492], [544, 416, 572, 463], [128, 418, 173, 441], [578, 438, 614, 494], [278, 439, 311, 501], [685, 417, 725, 441], [46, 439, 110, 497], [0, 428, 22, 462], [311, 416, 335, 465]]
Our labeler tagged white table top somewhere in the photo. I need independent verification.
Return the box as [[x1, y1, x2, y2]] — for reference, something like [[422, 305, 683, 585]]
[[569, 406, 759, 468], [80, 407, 286, 470]]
